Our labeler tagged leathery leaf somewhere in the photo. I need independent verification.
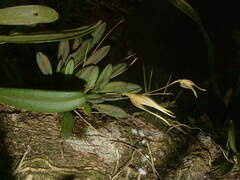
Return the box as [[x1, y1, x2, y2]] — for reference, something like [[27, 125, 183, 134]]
[[93, 104, 128, 118], [69, 38, 93, 67], [64, 59, 74, 75], [59, 111, 74, 139], [111, 63, 127, 78], [36, 52, 53, 75], [86, 94, 104, 104], [84, 45, 110, 66], [228, 120, 237, 153], [0, 21, 101, 44], [0, 88, 86, 113], [99, 81, 142, 93], [58, 40, 70, 62], [90, 22, 107, 48], [0, 5, 59, 25], [94, 64, 112, 91], [75, 66, 99, 90]]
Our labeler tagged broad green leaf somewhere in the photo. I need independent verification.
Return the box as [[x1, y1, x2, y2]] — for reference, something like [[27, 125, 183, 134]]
[[90, 22, 107, 48], [58, 40, 70, 62], [86, 66, 99, 90], [56, 40, 70, 72], [56, 58, 66, 72], [59, 111, 74, 139], [93, 104, 128, 118], [75, 66, 99, 90], [72, 38, 83, 50], [84, 45, 110, 66], [94, 64, 112, 91], [0, 5, 59, 25], [86, 94, 104, 104], [36, 52, 53, 75], [64, 59, 74, 75], [0, 88, 86, 113], [82, 103, 92, 115], [228, 120, 237, 153], [111, 63, 127, 78], [0, 20, 101, 44], [99, 81, 126, 93], [68, 38, 93, 67], [102, 94, 123, 101], [99, 81, 142, 93], [75, 65, 95, 80]]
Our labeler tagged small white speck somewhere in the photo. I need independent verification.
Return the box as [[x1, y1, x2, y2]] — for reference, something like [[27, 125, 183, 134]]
[[141, 139, 147, 144], [138, 168, 147, 175], [138, 130, 145, 137], [131, 129, 138, 135]]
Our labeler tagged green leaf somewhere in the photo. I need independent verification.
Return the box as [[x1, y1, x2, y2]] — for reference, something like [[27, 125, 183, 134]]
[[168, 0, 202, 24], [94, 64, 112, 91], [102, 94, 123, 101], [36, 52, 53, 75], [228, 120, 237, 153], [213, 159, 234, 177], [75, 65, 99, 90], [72, 38, 83, 50], [86, 94, 104, 104], [58, 40, 70, 62], [64, 59, 74, 75], [93, 104, 128, 118], [90, 22, 107, 48], [68, 38, 93, 67], [56, 58, 66, 73], [86, 66, 99, 90], [0, 88, 86, 113], [82, 103, 92, 115], [0, 20, 101, 44], [0, 5, 59, 25], [85, 45, 110, 66], [99, 81, 142, 93], [75, 65, 95, 80], [111, 63, 127, 78], [59, 111, 74, 139]]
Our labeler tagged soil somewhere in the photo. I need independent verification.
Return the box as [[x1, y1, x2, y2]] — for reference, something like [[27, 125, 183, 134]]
[[1, 103, 239, 180]]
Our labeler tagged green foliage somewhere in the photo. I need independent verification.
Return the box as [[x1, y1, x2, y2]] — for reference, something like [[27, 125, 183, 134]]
[[99, 81, 141, 93], [111, 63, 127, 78], [92, 104, 129, 118], [36, 52, 53, 75], [94, 64, 113, 91], [0, 16, 102, 43], [0, 5, 59, 25], [59, 111, 75, 139], [0, 20, 141, 138], [228, 120, 237, 154], [0, 88, 86, 113], [84, 46, 110, 66]]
